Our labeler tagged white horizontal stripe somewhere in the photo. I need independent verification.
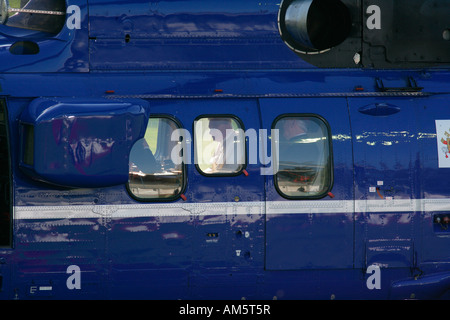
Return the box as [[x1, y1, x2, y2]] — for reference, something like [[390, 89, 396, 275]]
[[354, 199, 422, 213], [267, 200, 353, 214], [13, 202, 264, 220], [12, 198, 450, 220]]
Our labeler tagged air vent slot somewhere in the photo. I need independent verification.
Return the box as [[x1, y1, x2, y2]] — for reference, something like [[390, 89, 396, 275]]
[[9, 41, 39, 55]]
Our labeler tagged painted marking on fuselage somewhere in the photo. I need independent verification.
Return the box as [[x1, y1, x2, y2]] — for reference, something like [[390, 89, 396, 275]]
[[12, 198, 450, 220]]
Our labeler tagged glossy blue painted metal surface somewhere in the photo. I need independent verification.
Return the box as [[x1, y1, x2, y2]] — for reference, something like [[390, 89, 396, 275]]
[[19, 97, 150, 188], [2, 75, 450, 300], [260, 97, 354, 270], [391, 271, 450, 300], [0, 0, 449, 300], [349, 97, 420, 269], [88, 0, 310, 70]]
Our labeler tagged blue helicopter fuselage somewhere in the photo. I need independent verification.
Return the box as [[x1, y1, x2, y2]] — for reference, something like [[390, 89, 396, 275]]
[[0, 0, 449, 300]]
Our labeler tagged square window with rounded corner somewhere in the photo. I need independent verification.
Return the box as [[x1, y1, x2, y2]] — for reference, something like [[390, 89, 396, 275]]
[[194, 116, 246, 175], [128, 117, 185, 201], [273, 116, 332, 199]]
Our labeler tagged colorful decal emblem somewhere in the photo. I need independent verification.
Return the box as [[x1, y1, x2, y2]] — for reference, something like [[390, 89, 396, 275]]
[[436, 120, 450, 168]]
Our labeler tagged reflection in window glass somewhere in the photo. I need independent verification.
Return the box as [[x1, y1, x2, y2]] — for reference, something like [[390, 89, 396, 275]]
[[274, 116, 332, 198], [195, 117, 245, 175], [128, 117, 184, 200]]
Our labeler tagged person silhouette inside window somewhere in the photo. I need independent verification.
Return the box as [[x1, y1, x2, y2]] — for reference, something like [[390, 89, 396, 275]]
[[129, 138, 159, 175], [203, 118, 243, 174]]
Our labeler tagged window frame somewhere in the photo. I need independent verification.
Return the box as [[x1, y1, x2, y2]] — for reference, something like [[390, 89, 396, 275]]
[[193, 114, 247, 177], [126, 114, 187, 202], [272, 113, 334, 200], [0, 98, 12, 248], [1, 0, 67, 35]]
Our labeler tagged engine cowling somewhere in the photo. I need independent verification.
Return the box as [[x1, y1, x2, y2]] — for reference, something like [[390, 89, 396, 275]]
[[279, 0, 352, 54]]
